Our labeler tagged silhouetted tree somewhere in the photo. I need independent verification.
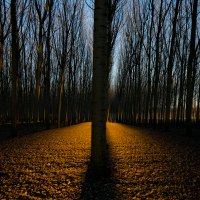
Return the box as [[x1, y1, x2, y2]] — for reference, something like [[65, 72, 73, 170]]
[[44, 0, 54, 129], [165, 0, 181, 131], [186, 0, 198, 135], [11, 0, 19, 135], [91, 0, 108, 174]]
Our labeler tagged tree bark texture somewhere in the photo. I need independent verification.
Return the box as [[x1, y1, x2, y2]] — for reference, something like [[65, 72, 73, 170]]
[[91, 0, 108, 174]]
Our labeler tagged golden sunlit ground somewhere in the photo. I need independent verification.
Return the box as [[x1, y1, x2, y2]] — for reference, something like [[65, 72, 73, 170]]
[[107, 123, 200, 199], [0, 123, 200, 199]]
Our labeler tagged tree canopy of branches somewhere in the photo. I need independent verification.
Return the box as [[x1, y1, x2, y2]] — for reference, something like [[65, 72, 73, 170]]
[[0, 0, 199, 136], [109, 0, 200, 134], [0, 0, 92, 131]]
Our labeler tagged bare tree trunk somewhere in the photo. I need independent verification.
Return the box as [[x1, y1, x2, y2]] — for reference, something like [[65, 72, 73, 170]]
[[186, 0, 198, 135], [172, 78, 178, 123], [145, 0, 154, 127], [153, 0, 163, 129], [196, 83, 200, 125], [44, 0, 53, 129], [0, 1, 9, 122], [0, 42, 3, 120], [165, 0, 181, 131], [11, 0, 19, 136], [91, 0, 108, 174], [177, 60, 186, 125], [35, 1, 48, 123], [57, 64, 65, 128], [35, 30, 43, 122]]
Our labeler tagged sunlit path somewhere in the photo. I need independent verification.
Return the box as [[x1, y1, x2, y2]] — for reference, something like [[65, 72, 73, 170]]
[[1, 123, 200, 199], [107, 123, 200, 199], [0, 123, 91, 199]]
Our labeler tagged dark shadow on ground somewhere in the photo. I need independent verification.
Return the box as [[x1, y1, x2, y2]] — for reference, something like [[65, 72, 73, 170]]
[[0, 123, 62, 141], [80, 143, 116, 200]]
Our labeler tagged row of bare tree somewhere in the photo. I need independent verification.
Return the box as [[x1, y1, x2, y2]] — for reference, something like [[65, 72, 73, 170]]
[[1, 0, 199, 136], [0, 0, 92, 134], [109, 0, 200, 134]]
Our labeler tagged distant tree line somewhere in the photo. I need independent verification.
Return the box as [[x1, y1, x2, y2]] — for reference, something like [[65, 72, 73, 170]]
[[0, 0, 92, 133], [109, 0, 200, 134], [0, 0, 199, 136]]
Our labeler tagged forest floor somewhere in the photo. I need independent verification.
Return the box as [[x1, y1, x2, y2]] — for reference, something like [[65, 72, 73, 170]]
[[0, 123, 200, 199]]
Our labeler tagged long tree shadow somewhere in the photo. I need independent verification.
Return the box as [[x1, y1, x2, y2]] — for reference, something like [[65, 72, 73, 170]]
[[80, 142, 116, 200]]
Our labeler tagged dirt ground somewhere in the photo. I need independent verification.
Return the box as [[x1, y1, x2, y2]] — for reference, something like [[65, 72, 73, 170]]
[[0, 122, 200, 199]]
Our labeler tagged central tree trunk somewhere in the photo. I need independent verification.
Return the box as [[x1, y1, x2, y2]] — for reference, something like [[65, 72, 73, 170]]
[[91, 0, 108, 175]]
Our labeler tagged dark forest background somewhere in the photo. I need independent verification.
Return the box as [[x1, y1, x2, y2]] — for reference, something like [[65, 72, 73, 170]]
[[0, 0, 200, 134]]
